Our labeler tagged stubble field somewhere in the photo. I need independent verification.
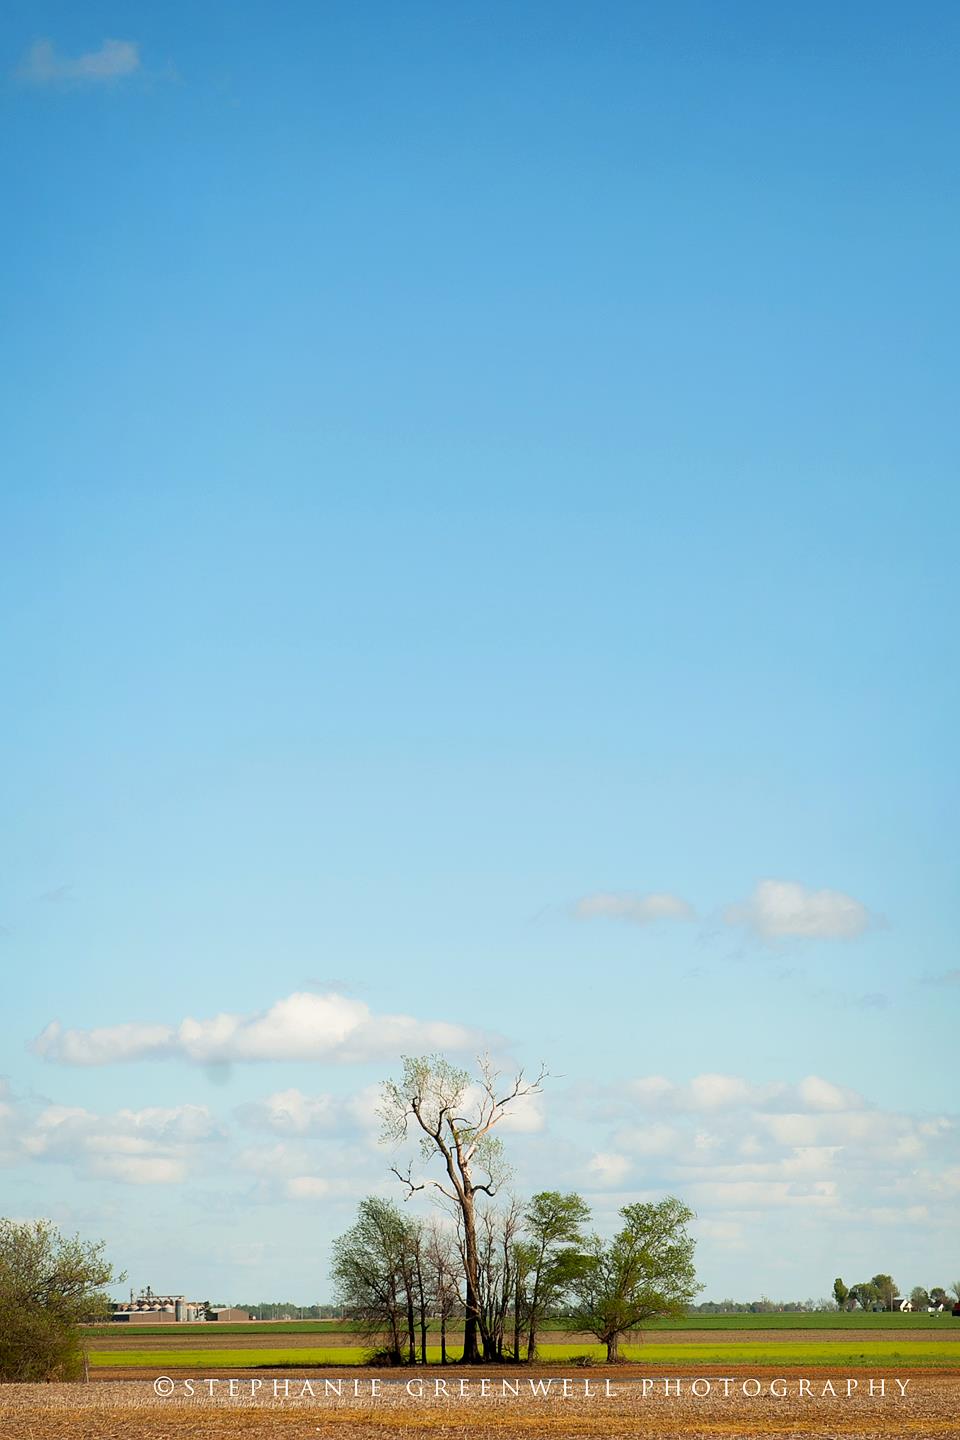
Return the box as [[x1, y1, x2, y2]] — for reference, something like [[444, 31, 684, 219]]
[[3, 1372, 960, 1440], [19, 1320, 954, 1437]]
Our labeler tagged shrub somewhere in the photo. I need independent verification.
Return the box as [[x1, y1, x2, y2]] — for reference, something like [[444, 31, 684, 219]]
[[0, 1219, 121, 1382]]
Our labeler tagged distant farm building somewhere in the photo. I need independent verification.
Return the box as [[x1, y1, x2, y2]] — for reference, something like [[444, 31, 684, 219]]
[[111, 1287, 209, 1323]]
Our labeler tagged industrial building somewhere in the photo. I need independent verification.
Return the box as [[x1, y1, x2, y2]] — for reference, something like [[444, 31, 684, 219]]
[[111, 1286, 250, 1323]]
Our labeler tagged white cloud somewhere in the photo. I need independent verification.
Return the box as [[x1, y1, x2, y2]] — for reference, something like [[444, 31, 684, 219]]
[[587, 1151, 632, 1187], [97, 1156, 187, 1185], [33, 991, 490, 1066], [796, 1075, 862, 1111], [18, 1102, 218, 1184], [696, 1218, 745, 1245], [237, 1089, 340, 1136], [287, 1176, 334, 1199], [623, 1073, 864, 1126], [725, 879, 871, 942], [614, 1122, 680, 1156], [629, 1075, 676, 1107], [687, 1075, 757, 1110], [283, 1174, 374, 1201], [626, 1073, 787, 1113], [18, 38, 140, 86], [233, 1138, 376, 1204], [586, 1069, 956, 1241], [686, 1178, 839, 1210], [575, 891, 695, 924], [236, 1141, 307, 1177], [32, 1021, 175, 1066]]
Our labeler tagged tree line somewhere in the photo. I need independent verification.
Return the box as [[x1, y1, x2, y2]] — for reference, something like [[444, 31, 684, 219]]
[[833, 1275, 960, 1311]]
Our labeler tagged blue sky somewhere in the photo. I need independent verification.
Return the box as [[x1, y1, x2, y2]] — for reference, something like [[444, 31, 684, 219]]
[[1, 1, 958, 1305]]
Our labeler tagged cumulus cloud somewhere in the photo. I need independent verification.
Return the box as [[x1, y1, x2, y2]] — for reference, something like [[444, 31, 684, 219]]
[[627, 1073, 788, 1113], [233, 1138, 377, 1204], [585, 1069, 956, 1236], [724, 879, 871, 942], [611, 1122, 680, 1156], [237, 1089, 340, 1136], [624, 1071, 864, 1117], [587, 1151, 632, 1187], [574, 892, 695, 924], [32, 992, 490, 1066], [18, 38, 140, 86], [236, 1086, 384, 1138], [287, 1176, 335, 1199], [17, 1102, 218, 1184]]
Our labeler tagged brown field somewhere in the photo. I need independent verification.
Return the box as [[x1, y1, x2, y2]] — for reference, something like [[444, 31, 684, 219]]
[[3, 1373, 959, 1440], [88, 1326, 960, 1351]]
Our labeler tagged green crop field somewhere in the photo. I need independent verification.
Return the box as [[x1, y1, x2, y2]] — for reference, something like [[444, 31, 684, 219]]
[[91, 1348, 373, 1368], [636, 1312, 957, 1330], [89, 1339, 959, 1370], [540, 1341, 957, 1367]]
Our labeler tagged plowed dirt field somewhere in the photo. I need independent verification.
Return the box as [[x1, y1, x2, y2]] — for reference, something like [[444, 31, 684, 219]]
[[3, 1371, 959, 1440]]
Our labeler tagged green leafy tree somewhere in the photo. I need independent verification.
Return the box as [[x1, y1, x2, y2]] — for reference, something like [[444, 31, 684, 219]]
[[568, 1196, 701, 1362], [871, 1273, 897, 1311], [0, 1219, 121, 1382], [910, 1286, 930, 1310], [330, 1196, 419, 1364], [832, 1277, 849, 1311], [521, 1191, 591, 1360], [930, 1286, 948, 1307], [850, 1280, 880, 1310]]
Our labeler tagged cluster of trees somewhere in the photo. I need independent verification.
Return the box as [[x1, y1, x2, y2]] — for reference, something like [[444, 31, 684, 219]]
[[332, 1054, 700, 1364], [332, 1190, 698, 1365], [833, 1276, 960, 1311], [0, 1219, 121, 1382], [905, 1286, 960, 1311]]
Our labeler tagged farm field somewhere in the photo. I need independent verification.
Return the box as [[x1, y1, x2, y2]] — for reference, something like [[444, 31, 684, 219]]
[[82, 1310, 960, 1336], [82, 1315, 960, 1376], [3, 1374, 960, 1440], [85, 1326, 960, 1351], [87, 1340, 960, 1373]]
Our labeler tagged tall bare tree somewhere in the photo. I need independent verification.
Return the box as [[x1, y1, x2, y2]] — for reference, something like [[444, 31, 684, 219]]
[[379, 1053, 546, 1363]]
